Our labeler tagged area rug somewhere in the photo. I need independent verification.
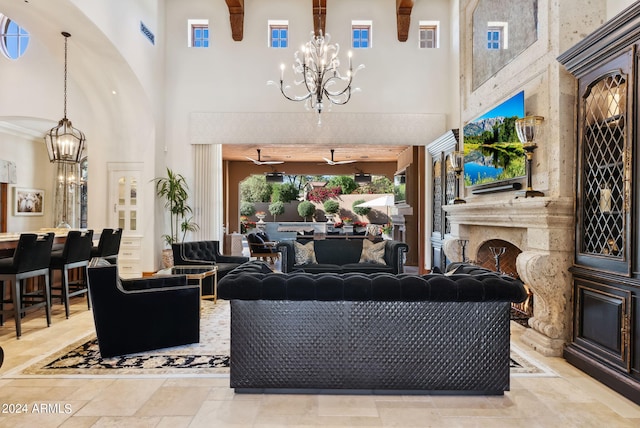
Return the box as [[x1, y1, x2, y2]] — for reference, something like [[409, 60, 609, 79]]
[[14, 300, 554, 378], [17, 300, 230, 377]]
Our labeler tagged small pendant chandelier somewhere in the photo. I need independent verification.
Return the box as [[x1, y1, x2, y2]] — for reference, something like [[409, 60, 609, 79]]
[[44, 32, 86, 163]]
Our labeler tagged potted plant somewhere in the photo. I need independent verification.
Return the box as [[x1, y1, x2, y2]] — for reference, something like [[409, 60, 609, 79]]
[[269, 201, 285, 222], [297, 201, 316, 222], [323, 200, 340, 222], [240, 216, 257, 234], [381, 222, 393, 239], [153, 167, 199, 266]]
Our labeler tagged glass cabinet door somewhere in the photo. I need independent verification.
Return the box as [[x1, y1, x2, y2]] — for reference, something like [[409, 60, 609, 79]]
[[108, 166, 142, 234], [576, 51, 632, 275]]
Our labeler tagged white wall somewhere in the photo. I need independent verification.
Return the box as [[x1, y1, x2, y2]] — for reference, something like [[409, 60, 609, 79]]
[[0, 132, 53, 231], [0, 0, 160, 272], [163, 0, 455, 162], [607, 0, 637, 19], [0, 0, 457, 271]]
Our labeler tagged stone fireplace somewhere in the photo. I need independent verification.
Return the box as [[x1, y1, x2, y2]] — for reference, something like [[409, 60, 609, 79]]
[[442, 197, 574, 357]]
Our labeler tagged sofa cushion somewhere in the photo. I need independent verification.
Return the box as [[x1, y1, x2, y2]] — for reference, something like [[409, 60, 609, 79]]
[[294, 263, 342, 274], [342, 263, 394, 274], [294, 241, 317, 265], [359, 239, 387, 264], [313, 239, 363, 265]]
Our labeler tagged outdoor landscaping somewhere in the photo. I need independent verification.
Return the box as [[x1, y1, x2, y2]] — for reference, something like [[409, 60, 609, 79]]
[[239, 174, 395, 232]]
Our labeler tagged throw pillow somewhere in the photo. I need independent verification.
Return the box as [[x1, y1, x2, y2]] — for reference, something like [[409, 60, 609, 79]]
[[294, 241, 317, 265], [359, 239, 387, 265], [444, 264, 465, 276]]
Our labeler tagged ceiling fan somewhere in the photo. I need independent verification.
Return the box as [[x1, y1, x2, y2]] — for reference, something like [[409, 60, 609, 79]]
[[323, 149, 357, 165], [246, 149, 284, 165]]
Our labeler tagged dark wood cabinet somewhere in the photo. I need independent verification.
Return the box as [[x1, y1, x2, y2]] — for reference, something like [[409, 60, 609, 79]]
[[427, 130, 458, 272], [558, 3, 640, 405]]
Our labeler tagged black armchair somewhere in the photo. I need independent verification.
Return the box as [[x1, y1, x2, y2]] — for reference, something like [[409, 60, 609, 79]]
[[246, 232, 279, 264], [87, 259, 200, 358], [172, 240, 249, 280]]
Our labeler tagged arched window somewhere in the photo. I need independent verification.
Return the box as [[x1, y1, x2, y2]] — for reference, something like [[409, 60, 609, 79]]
[[0, 14, 29, 60]]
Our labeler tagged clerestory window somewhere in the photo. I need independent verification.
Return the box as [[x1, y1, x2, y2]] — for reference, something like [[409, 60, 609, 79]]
[[188, 19, 209, 47], [419, 21, 439, 49], [0, 14, 29, 60], [352, 20, 372, 49], [269, 20, 288, 48]]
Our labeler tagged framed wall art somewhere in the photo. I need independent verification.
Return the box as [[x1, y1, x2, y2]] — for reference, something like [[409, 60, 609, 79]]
[[14, 187, 45, 216]]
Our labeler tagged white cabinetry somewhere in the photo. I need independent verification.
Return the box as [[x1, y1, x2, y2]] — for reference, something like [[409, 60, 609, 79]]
[[118, 235, 142, 278], [108, 163, 143, 278]]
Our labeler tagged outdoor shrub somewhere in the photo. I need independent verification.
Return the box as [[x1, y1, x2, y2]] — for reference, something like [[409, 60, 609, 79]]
[[297, 201, 316, 221], [352, 199, 371, 216], [323, 200, 340, 214]]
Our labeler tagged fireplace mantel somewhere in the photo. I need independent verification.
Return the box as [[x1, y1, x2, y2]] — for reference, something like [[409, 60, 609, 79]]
[[442, 196, 574, 230], [442, 196, 575, 357]]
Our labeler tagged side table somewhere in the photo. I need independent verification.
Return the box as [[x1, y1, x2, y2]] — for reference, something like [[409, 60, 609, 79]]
[[155, 265, 219, 303]]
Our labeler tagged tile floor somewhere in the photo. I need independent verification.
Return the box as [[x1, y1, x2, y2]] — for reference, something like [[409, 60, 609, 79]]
[[1, 297, 640, 427]]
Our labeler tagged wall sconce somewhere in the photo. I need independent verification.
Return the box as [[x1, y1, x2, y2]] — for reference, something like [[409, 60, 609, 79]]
[[449, 150, 466, 204], [515, 115, 544, 198], [599, 183, 612, 214]]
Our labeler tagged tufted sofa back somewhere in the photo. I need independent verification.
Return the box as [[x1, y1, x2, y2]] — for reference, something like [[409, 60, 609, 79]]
[[218, 263, 527, 303], [173, 241, 219, 263]]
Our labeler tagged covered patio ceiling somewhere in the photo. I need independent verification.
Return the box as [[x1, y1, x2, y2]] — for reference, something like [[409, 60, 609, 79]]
[[222, 144, 410, 164]]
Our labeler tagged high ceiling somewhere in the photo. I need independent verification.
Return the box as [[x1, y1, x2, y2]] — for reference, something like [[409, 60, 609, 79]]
[[224, 0, 415, 42], [220, 0, 416, 164], [222, 144, 409, 163]]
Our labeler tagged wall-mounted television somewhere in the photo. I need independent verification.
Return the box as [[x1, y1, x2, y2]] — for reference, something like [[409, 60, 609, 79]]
[[394, 172, 406, 204], [463, 91, 525, 187]]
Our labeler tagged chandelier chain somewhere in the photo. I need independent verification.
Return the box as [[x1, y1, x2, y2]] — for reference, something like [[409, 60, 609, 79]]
[[63, 32, 68, 119]]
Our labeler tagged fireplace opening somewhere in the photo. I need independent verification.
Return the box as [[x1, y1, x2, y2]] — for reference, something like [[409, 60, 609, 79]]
[[473, 239, 534, 327]]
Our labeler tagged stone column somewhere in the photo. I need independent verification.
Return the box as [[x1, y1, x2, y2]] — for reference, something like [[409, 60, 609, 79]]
[[516, 250, 573, 356]]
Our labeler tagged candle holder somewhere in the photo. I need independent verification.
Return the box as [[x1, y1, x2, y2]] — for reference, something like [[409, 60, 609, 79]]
[[449, 150, 466, 204], [489, 246, 506, 273], [515, 116, 545, 198], [458, 239, 469, 262]]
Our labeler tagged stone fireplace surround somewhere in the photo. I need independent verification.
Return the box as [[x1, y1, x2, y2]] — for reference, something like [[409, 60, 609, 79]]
[[443, 196, 574, 357]]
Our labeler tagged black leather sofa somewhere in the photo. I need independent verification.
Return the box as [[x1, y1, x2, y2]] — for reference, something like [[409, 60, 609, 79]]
[[87, 259, 200, 358], [277, 238, 408, 274], [218, 261, 527, 395], [172, 241, 249, 295]]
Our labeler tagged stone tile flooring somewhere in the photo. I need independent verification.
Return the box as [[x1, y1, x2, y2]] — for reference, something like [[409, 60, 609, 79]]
[[1, 298, 639, 427]]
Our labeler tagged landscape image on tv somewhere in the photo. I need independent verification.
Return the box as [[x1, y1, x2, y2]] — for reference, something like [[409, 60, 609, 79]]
[[463, 91, 525, 186]]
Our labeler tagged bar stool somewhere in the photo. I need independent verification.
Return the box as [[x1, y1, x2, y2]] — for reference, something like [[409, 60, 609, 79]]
[[0, 233, 54, 338], [90, 228, 122, 264], [49, 230, 94, 319]]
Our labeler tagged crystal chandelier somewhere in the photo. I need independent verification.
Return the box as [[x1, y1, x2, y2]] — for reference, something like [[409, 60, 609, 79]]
[[270, 31, 364, 125]]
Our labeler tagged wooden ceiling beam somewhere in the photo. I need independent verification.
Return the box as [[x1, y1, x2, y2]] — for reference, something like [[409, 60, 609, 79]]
[[225, 0, 244, 41], [396, 0, 414, 42], [313, 0, 327, 36]]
